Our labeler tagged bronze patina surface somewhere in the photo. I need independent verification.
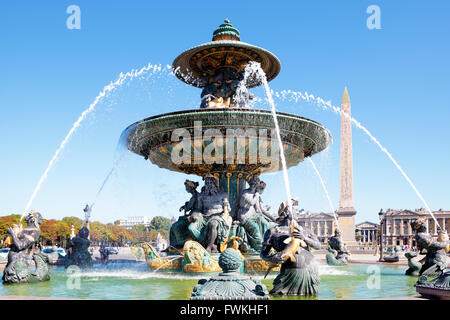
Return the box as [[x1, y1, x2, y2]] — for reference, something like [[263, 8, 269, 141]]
[[124, 108, 332, 176], [173, 20, 280, 88]]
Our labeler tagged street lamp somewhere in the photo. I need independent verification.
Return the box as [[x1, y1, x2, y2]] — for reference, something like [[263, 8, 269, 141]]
[[378, 209, 384, 261]]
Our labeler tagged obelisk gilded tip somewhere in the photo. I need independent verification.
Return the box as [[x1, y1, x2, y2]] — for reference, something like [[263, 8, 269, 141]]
[[342, 87, 350, 105]]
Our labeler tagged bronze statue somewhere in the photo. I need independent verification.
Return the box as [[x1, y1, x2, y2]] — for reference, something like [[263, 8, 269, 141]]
[[200, 67, 250, 109], [65, 218, 93, 270], [237, 176, 276, 253], [180, 180, 201, 214], [415, 222, 450, 298], [2, 211, 50, 284], [411, 218, 449, 277], [168, 176, 231, 253], [405, 252, 421, 276], [326, 229, 350, 266], [195, 176, 231, 252], [168, 180, 201, 249], [260, 201, 321, 295], [384, 245, 400, 262]]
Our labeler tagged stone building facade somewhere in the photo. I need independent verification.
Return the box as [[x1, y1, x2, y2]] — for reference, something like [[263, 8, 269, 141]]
[[118, 216, 152, 229], [380, 208, 450, 247], [355, 221, 379, 245], [296, 212, 337, 246]]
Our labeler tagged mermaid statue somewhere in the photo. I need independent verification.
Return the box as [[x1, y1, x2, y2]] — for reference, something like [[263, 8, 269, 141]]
[[260, 201, 321, 296], [405, 251, 421, 276], [2, 211, 51, 284], [412, 218, 449, 277], [414, 219, 450, 299], [326, 229, 350, 266]]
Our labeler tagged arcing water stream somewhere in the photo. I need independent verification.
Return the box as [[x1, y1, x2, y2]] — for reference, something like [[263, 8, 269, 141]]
[[80, 126, 138, 227], [20, 57, 441, 232], [80, 150, 127, 228], [239, 62, 440, 230], [243, 62, 294, 213], [21, 63, 170, 222], [243, 62, 339, 225], [307, 157, 341, 229], [273, 89, 441, 229]]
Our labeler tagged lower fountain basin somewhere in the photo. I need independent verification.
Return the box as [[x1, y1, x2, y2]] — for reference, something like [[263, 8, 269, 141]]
[[0, 263, 419, 300]]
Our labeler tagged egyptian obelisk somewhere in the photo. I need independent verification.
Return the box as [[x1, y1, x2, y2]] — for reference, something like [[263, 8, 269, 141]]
[[337, 87, 357, 247]]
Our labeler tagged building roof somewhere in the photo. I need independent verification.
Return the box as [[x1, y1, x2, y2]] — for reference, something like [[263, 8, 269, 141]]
[[297, 212, 335, 220], [381, 208, 450, 218], [356, 221, 379, 228]]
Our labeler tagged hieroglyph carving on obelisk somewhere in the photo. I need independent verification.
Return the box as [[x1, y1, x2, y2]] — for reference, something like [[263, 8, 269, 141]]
[[339, 87, 355, 211]]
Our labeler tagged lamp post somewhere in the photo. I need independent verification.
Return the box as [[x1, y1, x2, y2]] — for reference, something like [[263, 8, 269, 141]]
[[378, 209, 384, 261]]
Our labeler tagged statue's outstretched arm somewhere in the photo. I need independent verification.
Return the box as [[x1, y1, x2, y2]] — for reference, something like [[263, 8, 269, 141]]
[[338, 242, 350, 254], [430, 239, 450, 250], [303, 233, 322, 250], [260, 209, 276, 222], [257, 198, 270, 213], [417, 234, 433, 253], [9, 229, 36, 251], [182, 194, 198, 213], [256, 199, 275, 222]]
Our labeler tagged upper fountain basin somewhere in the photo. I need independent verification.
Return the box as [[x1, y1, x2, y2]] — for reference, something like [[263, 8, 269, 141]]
[[172, 40, 281, 89], [124, 108, 332, 177]]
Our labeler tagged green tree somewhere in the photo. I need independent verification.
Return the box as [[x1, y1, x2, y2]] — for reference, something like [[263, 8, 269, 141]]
[[0, 214, 163, 246], [149, 216, 171, 232], [40, 219, 71, 245], [0, 214, 21, 239], [134, 224, 147, 232], [62, 216, 83, 229]]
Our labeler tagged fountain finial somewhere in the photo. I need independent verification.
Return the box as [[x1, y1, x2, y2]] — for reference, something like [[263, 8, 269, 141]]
[[212, 20, 240, 41]]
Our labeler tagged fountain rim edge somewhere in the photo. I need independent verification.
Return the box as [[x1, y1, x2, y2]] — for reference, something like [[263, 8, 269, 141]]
[[122, 108, 331, 133]]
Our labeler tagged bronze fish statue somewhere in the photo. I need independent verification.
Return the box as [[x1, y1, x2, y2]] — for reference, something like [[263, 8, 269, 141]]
[[264, 219, 307, 278]]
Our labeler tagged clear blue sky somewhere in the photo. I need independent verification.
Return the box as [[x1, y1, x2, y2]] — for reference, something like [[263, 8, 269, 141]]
[[1, 0, 449, 225]]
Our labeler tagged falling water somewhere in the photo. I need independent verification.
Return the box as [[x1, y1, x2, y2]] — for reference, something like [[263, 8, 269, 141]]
[[80, 126, 137, 227], [21, 63, 170, 222], [80, 152, 127, 228], [307, 157, 341, 230], [153, 256, 184, 273], [274, 89, 441, 228], [243, 62, 293, 212]]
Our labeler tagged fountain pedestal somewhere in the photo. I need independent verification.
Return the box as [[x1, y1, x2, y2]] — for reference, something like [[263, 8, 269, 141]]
[[190, 248, 270, 300]]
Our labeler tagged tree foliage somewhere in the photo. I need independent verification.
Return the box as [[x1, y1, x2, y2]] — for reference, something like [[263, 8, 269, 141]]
[[149, 216, 171, 232], [0, 214, 170, 247], [0, 214, 21, 239]]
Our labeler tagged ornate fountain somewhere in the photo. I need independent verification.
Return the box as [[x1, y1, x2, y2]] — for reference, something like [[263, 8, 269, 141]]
[[124, 20, 332, 273]]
